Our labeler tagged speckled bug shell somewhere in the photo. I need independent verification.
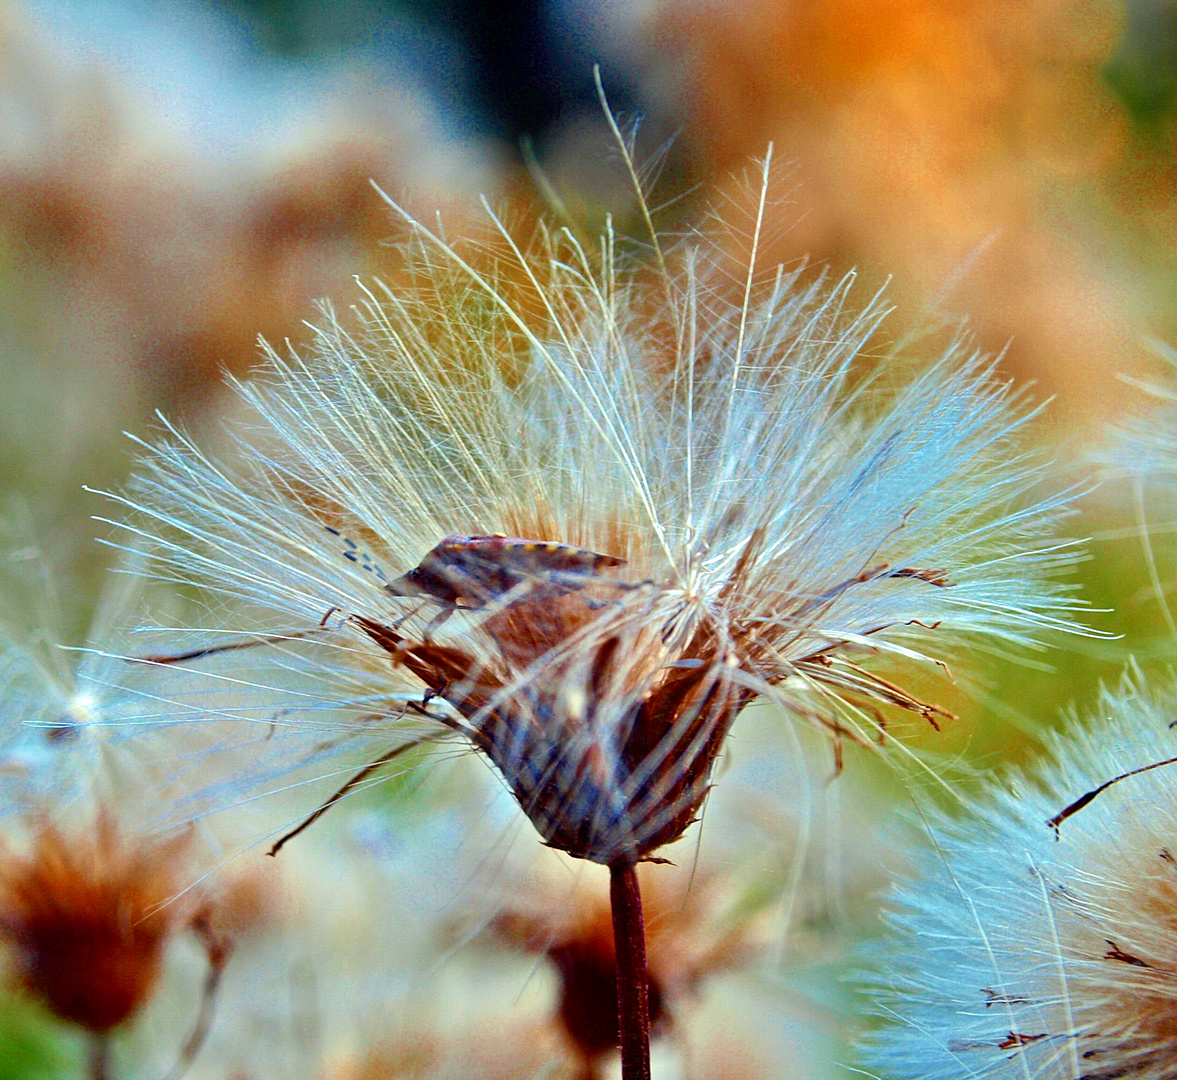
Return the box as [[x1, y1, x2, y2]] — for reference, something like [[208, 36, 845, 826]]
[[385, 535, 626, 609]]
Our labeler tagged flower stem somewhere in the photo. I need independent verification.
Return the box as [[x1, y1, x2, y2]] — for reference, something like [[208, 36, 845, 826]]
[[88, 1034, 112, 1080], [609, 861, 651, 1080]]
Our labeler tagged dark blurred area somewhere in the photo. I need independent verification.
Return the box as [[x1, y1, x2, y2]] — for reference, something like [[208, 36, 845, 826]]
[[1107, 0, 1177, 130], [210, 0, 645, 152]]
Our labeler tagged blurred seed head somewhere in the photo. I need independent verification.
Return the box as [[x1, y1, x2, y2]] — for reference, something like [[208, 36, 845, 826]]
[[859, 669, 1177, 1079], [0, 809, 192, 1033], [485, 858, 775, 1070], [0, 535, 294, 1064], [1098, 340, 1177, 482]]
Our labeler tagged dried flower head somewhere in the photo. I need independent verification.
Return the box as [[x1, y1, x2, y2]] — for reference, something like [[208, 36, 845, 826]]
[[105, 160, 1083, 871], [0, 811, 191, 1033], [486, 859, 774, 1070], [0, 539, 260, 1073], [0, 533, 296, 843], [858, 670, 1177, 1080]]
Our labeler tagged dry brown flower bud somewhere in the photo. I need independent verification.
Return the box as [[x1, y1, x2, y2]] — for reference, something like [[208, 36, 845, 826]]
[[0, 811, 192, 1033]]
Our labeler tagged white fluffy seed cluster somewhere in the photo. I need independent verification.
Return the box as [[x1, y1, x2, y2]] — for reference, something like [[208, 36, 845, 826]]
[[98, 169, 1087, 863], [859, 671, 1177, 1080]]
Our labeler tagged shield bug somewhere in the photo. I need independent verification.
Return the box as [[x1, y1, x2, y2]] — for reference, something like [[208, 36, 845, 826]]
[[384, 534, 627, 610]]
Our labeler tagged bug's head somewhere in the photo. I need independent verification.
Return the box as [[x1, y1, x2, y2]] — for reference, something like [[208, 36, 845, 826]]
[[382, 570, 430, 599]]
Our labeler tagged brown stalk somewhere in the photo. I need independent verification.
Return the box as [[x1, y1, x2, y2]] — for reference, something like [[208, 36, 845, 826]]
[[610, 862, 651, 1080], [160, 914, 232, 1080]]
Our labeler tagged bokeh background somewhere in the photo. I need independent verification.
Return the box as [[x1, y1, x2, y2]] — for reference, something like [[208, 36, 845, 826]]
[[4, 1, 1177, 1077]]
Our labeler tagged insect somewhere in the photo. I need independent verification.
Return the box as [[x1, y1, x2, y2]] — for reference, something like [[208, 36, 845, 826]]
[[384, 534, 627, 610], [131, 534, 631, 852]]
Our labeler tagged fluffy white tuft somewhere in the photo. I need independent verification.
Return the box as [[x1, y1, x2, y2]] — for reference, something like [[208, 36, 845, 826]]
[[99, 166, 1089, 863], [859, 668, 1177, 1080]]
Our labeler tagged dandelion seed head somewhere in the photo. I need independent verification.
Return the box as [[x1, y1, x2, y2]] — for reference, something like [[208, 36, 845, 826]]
[[0, 548, 141, 807], [106, 168, 1087, 868], [0, 542, 295, 841], [0, 545, 294, 1053], [482, 855, 777, 1069], [858, 670, 1177, 1080]]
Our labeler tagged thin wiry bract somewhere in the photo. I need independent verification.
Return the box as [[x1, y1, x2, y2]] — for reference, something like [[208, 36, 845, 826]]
[[858, 670, 1177, 1080], [104, 171, 1084, 865]]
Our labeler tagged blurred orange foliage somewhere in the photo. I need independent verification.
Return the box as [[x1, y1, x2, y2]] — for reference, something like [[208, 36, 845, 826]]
[[647, 0, 1159, 427]]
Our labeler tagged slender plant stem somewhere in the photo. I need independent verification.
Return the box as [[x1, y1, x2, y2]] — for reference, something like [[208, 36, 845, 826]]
[[610, 861, 651, 1080], [161, 914, 233, 1080], [88, 1033, 112, 1080]]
